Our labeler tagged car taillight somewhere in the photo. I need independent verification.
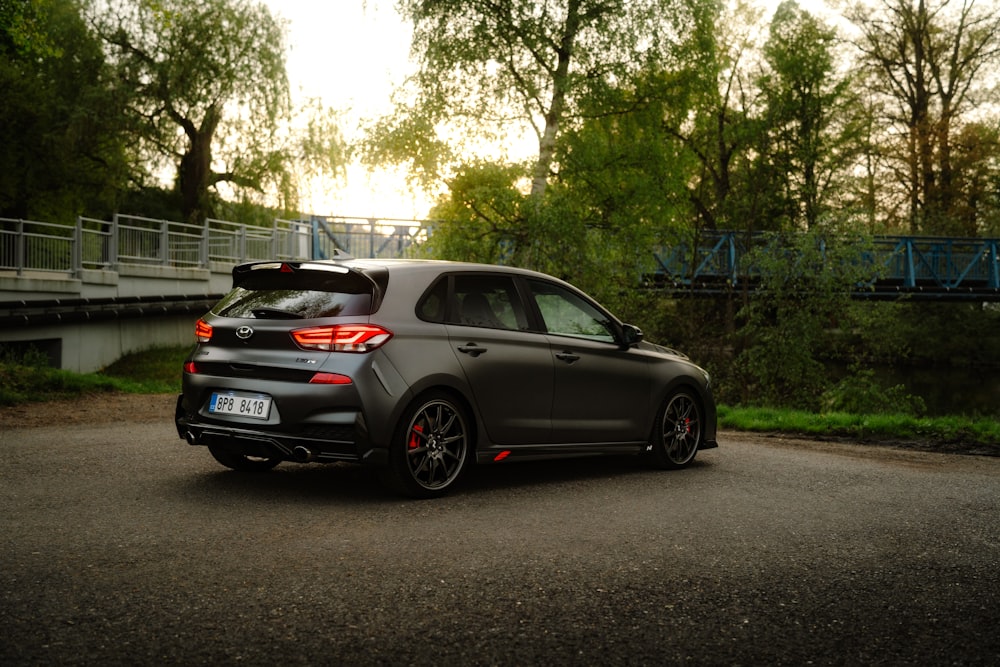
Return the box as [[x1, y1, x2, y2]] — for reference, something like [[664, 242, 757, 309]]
[[290, 324, 393, 352], [195, 319, 213, 343], [184, 361, 199, 374]]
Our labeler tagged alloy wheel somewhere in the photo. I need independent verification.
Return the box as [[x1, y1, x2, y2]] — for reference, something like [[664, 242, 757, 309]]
[[404, 398, 469, 492]]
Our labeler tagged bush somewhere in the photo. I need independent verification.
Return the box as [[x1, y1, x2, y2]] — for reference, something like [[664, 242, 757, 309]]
[[821, 367, 926, 416]]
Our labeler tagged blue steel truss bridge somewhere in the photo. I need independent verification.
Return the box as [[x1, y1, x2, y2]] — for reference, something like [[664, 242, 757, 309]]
[[651, 231, 1000, 302]]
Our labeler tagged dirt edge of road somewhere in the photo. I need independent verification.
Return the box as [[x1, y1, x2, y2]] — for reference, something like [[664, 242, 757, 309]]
[[0, 392, 178, 429]]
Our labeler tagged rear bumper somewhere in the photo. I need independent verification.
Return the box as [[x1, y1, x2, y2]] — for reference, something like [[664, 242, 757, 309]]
[[175, 395, 388, 465]]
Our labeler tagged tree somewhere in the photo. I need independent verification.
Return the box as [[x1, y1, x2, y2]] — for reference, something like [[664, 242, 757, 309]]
[[849, 0, 1000, 234], [423, 161, 529, 264], [369, 0, 699, 203], [733, 231, 876, 410], [0, 0, 128, 221], [95, 0, 341, 224], [656, 0, 772, 234], [949, 122, 1000, 235], [757, 1, 858, 231]]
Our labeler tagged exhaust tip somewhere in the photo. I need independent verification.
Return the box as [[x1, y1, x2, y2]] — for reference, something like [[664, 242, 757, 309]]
[[185, 430, 198, 446], [292, 446, 314, 462]]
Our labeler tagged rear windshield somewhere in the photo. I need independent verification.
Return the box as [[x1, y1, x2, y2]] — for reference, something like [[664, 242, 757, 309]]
[[213, 267, 377, 319]]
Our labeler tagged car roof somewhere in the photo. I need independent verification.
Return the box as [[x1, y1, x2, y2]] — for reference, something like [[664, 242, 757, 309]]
[[314, 258, 559, 281], [232, 258, 586, 302]]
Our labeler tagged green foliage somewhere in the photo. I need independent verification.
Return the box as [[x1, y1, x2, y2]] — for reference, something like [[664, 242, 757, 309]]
[[0, 345, 189, 406], [554, 69, 699, 245], [100, 345, 190, 392], [821, 367, 926, 417], [658, 0, 775, 233], [0, 349, 117, 405], [0, 0, 129, 220], [371, 0, 708, 202], [96, 0, 342, 223], [757, 1, 859, 231], [733, 230, 875, 410], [423, 155, 661, 309], [424, 161, 529, 263], [848, 0, 1000, 234], [718, 404, 1000, 450]]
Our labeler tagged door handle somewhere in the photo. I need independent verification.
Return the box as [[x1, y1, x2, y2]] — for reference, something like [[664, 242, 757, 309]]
[[458, 343, 487, 357], [555, 351, 580, 363]]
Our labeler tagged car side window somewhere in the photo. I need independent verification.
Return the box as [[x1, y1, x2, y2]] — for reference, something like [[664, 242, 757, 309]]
[[453, 275, 529, 330], [527, 279, 616, 343], [417, 274, 530, 330], [416, 277, 449, 322]]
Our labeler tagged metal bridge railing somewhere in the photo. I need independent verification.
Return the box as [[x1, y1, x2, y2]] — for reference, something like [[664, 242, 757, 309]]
[[204, 218, 313, 265], [653, 231, 1000, 300], [310, 215, 428, 260], [1, 214, 429, 278], [873, 236, 1000, 290], [1, 218, 76, 275]]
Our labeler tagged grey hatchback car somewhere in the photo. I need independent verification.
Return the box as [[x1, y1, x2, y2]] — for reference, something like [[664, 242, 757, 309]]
[[175, 259, 717, 497]]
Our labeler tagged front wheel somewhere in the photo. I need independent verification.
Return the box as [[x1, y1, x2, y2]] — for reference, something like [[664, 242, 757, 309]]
[[381, 392, 471, 498], [208, 444, 282, 472], [648, 390, 703, 469]]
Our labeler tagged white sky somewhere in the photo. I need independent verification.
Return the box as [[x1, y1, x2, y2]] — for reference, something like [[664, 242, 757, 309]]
[[263, 1, 428, 219]]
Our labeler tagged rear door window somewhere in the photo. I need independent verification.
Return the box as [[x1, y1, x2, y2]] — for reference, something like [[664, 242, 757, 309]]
[[453, 275, 528, 330], [417, 274, 530, 331]]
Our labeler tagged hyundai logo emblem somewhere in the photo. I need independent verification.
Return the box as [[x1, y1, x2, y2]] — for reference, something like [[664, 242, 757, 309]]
[[236, 325, 254, 340]]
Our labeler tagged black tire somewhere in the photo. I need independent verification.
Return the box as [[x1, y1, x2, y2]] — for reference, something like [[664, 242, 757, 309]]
[[648, 389, 703, 469], [208, 444, 282, 472], [381, 392, 471, 498]]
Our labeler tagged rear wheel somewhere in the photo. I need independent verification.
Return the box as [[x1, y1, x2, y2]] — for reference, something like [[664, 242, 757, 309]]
[[649, 389, 702, 469], [381, 392, 471, 498], [208, 444, 282, 472]]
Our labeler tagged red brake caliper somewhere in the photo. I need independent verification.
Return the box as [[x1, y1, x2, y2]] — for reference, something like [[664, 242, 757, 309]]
[[409, 424, 424, 449]]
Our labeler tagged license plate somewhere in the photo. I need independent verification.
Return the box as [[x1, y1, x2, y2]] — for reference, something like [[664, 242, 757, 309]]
[[209, 392, 272, 420]]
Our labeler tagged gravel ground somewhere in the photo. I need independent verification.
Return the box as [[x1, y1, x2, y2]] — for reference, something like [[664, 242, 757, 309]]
[[0, 392, 177, 429]]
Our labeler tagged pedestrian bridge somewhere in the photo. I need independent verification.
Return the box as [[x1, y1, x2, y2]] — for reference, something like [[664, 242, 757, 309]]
[[651, 231, 1000, 302]]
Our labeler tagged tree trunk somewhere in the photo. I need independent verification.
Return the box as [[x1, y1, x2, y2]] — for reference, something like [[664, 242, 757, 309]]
[[529, 0, 581, 203], [178, 104, 220, 225]]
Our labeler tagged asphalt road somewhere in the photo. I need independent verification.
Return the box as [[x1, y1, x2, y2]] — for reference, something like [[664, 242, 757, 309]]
[[2, 417, 999, 666]]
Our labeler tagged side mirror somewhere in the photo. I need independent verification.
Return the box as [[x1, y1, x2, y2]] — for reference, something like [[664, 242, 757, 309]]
[[620, 323, 643, 347]]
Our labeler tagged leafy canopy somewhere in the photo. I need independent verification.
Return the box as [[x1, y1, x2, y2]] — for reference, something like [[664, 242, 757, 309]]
[[0, 0, 129, 220], [370, 0, 698, 197], [96, 0, 343, 222]]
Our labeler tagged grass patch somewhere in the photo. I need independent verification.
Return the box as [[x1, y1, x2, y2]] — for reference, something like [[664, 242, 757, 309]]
[[101, 345, 191, 393], [0, 345, 190, 406], [718, 405, 1000, 450]]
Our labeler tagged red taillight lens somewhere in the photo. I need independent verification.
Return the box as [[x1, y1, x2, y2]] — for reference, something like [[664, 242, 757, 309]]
[[308, 372, 353, 385], [291, 324, 393, 352], [184, 361, 199, 374], [195, 319, 213, 343]]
